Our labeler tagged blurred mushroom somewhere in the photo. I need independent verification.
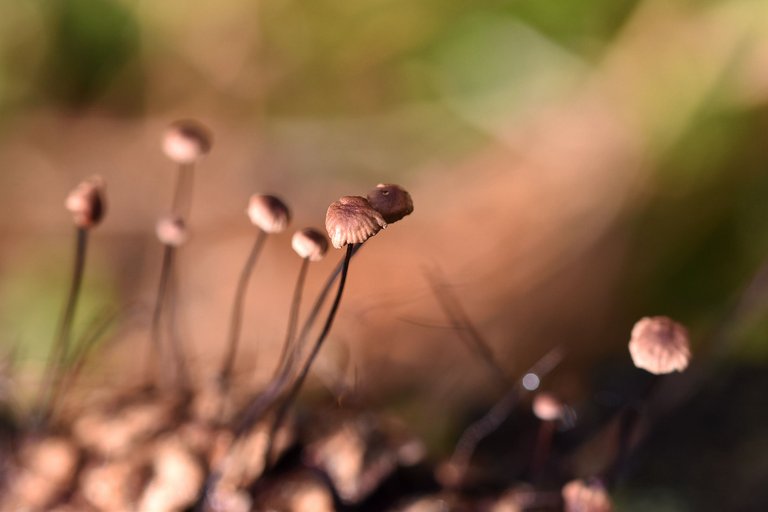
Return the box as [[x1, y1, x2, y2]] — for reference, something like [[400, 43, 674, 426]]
[[628, 316, 691, 375]]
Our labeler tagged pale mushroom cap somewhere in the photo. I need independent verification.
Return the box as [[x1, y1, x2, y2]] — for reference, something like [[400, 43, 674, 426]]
[[156, 214, 188, 247], [325, 196, 387, 249], [162, 120, 212, 164], [292, 228, 329, 261], [366, 183, 414, 224], [628, 316, 691, 375], [562, 479, 613, 512], [532, 392, 564, 421], [247, 194, 291, 234], [65, 175, 106, 229]]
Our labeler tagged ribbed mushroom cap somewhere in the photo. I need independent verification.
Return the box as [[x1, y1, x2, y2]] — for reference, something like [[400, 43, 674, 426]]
[[532, 392, 564, 422], [162, 120, 212, 164], [65, 176, 106, 229], [247, 194, 291, 234], [562, 479, 612, 512], [628, 316, 691, 375], [156, 214, 188, 247], [366, 183, 413, 224], [292, 228, 329, 262], [325, 196, 387, 249]]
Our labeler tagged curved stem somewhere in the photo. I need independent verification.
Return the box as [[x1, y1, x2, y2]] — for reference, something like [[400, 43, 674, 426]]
[[273, 257, 310, 381], [287, 244, 362, 378], [146, 244, 174, 386], [171, 162, 195, 218], [165, 263, 191, 391], [36, 227, 88, 428], [218, 229, 268, 386], [264, 244, 354, 467]]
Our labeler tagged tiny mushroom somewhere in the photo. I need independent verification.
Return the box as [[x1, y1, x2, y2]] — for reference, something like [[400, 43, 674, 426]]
[[292, 228, 329, 262], [162, 120, 213, 165], [65, 176, 106, 229], [561, 479, 613, 512], [628, 316, 691, 375], [366, 183, 413, 223], [155, 214, 188, 247], [325, 196, 386, 249], [248, 194, 291, 234]]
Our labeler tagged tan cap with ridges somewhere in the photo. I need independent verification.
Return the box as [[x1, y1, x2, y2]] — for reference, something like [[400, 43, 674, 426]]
[[628, 316, 691, 375], [325, 196, 386, 249]]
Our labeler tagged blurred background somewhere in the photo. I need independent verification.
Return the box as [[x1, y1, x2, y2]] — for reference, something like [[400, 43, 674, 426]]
[[1, 0, 768, 509]]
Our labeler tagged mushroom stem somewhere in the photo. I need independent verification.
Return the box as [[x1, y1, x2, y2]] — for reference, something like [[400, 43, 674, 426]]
[[218, 229, 269, 387], [273, 257, 310, 382], [36, 227, 88, 427], [287, 243, 362, 378], [264, 243, 355, 467], [171, 162, 195, 218], [147, 244, 175, 386]]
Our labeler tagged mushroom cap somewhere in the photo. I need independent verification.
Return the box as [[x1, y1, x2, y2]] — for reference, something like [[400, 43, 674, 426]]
[[156, 214, 188, 247], [65, 175, 106, 229], [628, 316, 691, 375], [366, 183, 413, 224], [325, 196, 387, 249], [532, 392, 563, 422], [561, 479, 613, 512], [162, 120, 213, 164], [292, 228, 329, 262], [247, 194, 291, 234]]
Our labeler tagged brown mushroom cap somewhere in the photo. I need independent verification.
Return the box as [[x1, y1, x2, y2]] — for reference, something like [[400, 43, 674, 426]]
[[162, 120, 213, 164], [628, 316, 691, 375], [65, 176, 106, 229], [247, 194, 291, 234], [366, 183, 413, 224], [292, 228, 329, 262], [561, 479, 613, 512], [325, 196, 387, 249], [156, 214, 188, 247]]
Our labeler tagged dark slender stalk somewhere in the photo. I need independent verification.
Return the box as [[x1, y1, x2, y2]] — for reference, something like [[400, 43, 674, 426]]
[[165, 263, 191, 391], [264, 244, 355, 467], [273, 257, 310, 381], [287, 244, 362, 378], [171, 162, 195, 218], [146, 244, 174, 386], [218, 229, 268, 386], [36, 227, 88, 428]]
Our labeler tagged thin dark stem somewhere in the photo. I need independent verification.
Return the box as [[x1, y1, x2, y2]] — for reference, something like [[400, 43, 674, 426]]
[[264, 244, 355, 467], [425, 269, 511, 390], [165, 262, 191, 391], [218, 229, 268, 386], [146, 244, 174, 386], [273, 257, 310, 381], [36, 227, 88, 428], [171, 162, 195, 218], [287, 244, 362, 379]]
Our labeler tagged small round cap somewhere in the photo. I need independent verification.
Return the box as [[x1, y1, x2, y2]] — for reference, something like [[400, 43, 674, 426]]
[[532, 392, 564, 422], [292, 228, 329, 262], [562, 479, 612, 512], [325, 196, 387, 249], [162, 120, 212, 164], [247, 194, 291, 234], [65, 175, 106, 229], [366, 183, 413, 223], [628, 316, 691, 375], [156, 214, 188, 247]]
